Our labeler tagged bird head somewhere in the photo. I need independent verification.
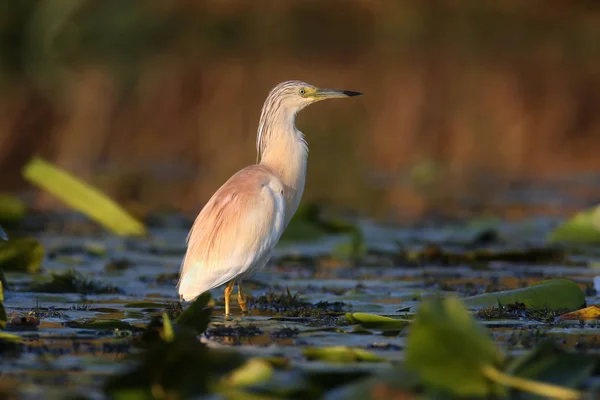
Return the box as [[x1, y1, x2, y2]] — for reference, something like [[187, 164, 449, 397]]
[[265, 80, 362, 114]]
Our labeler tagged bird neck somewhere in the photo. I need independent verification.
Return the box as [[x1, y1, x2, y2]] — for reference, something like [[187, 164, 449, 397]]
[[257, 113, 308, 227]]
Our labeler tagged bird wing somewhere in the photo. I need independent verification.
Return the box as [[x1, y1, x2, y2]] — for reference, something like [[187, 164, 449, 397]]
[[178, 165, 285, 301]]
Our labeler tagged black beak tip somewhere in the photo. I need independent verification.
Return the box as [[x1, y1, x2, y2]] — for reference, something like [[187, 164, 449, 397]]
[[343, 90, 363, 97]]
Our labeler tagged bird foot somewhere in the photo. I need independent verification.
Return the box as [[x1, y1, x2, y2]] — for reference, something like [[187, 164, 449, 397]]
[[238, 295, 248, 314]]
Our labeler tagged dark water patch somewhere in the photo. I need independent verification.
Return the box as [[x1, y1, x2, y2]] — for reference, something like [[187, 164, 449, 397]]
[[271, 327, 300, 339], [104, 258, 135, 271]]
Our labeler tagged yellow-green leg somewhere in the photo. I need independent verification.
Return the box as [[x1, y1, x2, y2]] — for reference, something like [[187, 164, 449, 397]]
[[237, 281, 248, 313], [224, 281, 235, 316]]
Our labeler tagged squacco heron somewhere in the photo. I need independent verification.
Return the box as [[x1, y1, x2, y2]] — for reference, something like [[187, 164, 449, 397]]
[[177, 80, 362, 315]]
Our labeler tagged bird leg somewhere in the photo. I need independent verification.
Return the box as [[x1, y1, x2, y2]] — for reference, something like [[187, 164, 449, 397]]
[[224, 281, 235, 316], [237, 281, 248, 314]]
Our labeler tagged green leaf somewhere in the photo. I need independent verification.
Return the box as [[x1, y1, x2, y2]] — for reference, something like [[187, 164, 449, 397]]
[[0, 331, 21, 343], [303, 346, 388, 363], [405, 296, 505, 397], [547, 206, 600, 244], [344, 312, 410, 331], [22, 157, 146, 237], [462, 279, 586, 311], [175, 292, 212, 334], [161, 313, 175, 342], [0, 237, 44, 274], [220, 358, 274, 388], [505, 341, 595, 399]]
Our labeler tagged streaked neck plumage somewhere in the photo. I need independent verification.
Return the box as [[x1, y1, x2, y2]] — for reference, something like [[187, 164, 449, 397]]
[[257, 107, 308, 227]]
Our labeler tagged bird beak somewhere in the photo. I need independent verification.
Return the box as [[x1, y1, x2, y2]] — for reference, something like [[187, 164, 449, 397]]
[[312, 88, 363, 100]]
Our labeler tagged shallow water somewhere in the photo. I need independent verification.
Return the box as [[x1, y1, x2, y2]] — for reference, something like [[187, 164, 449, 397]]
[[2, 214, 600, 399]]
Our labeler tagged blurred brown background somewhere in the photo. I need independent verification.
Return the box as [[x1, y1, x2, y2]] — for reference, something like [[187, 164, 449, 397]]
[[1, 0, 600, 223]]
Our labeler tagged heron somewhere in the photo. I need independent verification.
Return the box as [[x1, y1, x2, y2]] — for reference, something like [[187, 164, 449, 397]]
[[177, 80, 362, 315], [0, 226, 7, 241]]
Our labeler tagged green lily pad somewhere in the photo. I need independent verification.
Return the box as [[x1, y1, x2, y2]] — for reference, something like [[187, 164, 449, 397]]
[[176, 292, 211, 334], [0, 237, 44, 274], [547, 205, 600, 244], [405, 296, 505, 397], [344, 312, 410, 331], [303, 346, 387, 363], [462, 279, 586, 312], [220, 358, 274, 388]]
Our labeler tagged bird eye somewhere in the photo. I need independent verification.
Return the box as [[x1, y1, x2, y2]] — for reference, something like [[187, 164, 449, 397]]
[[299, 88, 306, 95]]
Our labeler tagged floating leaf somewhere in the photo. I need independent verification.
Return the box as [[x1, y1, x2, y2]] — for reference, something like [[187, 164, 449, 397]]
[[22, 157, 146, 237], [344, 312, 410, 331], [221, 358, 274, 388], [0, 237, 44, 273], [559, 305, 600, 321], [303, 346, 387, 363], [176, 292, 212, 334], [547, 205, 600, 244], [405, 297, 505, 397], [506, 342, 595, 398], [462, 279, 586, 312]]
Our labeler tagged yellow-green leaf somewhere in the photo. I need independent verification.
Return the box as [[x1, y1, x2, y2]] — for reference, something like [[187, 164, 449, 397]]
[[405, 297, 505, 397], [303, 346, 387, 363], [221, 358, 274, 388], [547, 205, 600, 244], [462, 279, 586, 312], [22, 157, 146, 237], [344, 312, 410, 331]]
